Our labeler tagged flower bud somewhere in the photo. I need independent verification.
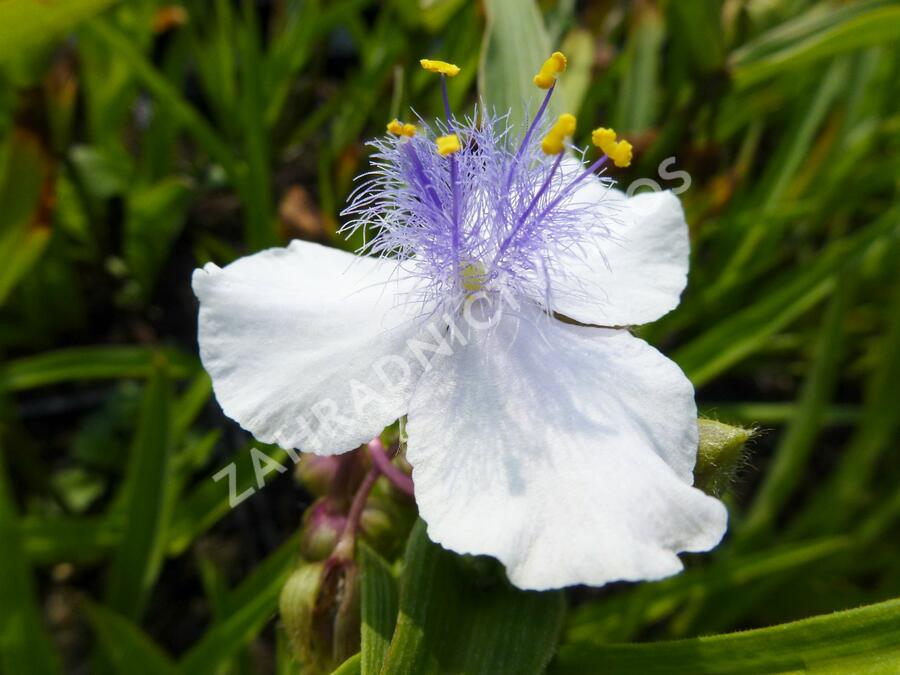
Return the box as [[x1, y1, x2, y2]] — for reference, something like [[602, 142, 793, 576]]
[[694, 418, 753, 496], [295, 455, 342, 497], [360, 492, 415, 558], [279, 557, 361, 674], [300, 497, 348, 561]]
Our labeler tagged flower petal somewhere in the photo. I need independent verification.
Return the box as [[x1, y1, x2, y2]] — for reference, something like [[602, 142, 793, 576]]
[[543, 165, 690, 326], [193, 241, 428, 455], [405, 306, 726, 590]]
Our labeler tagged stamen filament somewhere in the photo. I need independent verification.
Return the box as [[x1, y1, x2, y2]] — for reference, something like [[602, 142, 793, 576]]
[[440, 74, 462, 280], [494, 151, 564, 263], [505, 84, 555, 192], [533, 153, 609, 226], [404, 144, 443, 211]]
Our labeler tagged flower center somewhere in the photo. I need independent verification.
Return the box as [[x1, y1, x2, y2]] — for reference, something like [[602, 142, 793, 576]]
[[461, 261, 487, 292]]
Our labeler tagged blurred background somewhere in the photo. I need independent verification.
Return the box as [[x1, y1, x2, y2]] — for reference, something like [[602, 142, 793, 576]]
[[0, 0, 898, 673]]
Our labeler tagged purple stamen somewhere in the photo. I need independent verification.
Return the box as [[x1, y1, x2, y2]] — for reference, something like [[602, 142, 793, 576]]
[[495, 151, 564, 262], [532, 153, 609, 226], [341, 109, 614, 316], [507, 85, 555, 189], [404, 143, 443, 212], [441, 74, 463, 277]]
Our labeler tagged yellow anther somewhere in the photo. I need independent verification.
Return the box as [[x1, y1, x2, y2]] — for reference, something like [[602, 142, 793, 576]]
[[533, 51, 567, 89], [609, 140, 633, 168], [591, 127, 633, 167], [420, 59, 460, 77], [541, 113, 577, 155], [461, 261, 487, 292], [436, 134, 461, 157], [591, 127, 617, 148], [387, 119, 416, 137]]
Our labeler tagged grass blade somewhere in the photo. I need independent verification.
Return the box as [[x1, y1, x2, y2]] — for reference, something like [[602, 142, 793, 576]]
[[553, 598, 900, 674], [104, 366, 173, 620]]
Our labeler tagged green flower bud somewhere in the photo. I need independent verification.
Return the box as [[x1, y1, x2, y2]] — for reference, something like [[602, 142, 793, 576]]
[[279, 558, 361, 675], [295, 455, 342, 497], [694, 418, 753, 496], [300, 497, 348, 561], [360, 492, 415, 559]]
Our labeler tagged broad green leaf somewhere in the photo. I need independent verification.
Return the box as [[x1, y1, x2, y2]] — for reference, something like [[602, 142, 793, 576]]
[[732, 3, 900, 87], [479, 0, 558, 130], [0, 0, 117, 66], [104, 367, 173, 620], [553, 597, 900, 674], [381, 520, 565, 675], [0, 444, 62, 673], [177, 535, 299, 675], [359, 543, 399, 675], [82, 602, 176, 674], [0, 346, 196, 391]]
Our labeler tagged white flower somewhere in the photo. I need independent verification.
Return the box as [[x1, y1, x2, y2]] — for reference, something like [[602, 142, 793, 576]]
[[193, 72, 727, 589]]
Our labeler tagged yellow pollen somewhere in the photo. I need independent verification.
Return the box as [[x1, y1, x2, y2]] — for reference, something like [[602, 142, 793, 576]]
[[420, 59, 460, 77], [533, 51, 567, 89], [591, 127, 633, 167], [541, 113, 577, 155], [387, 119, 416, 137], [436, 134, 461, 157], [461, 261, 487, 292]]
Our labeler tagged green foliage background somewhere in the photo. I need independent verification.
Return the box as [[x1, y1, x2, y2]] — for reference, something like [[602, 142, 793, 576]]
[[0, 0, 898, 673]]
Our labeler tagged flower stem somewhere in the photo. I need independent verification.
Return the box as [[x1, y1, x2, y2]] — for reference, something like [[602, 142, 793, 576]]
[[368, 437, 415, 497], [332, 464, 380, 561]]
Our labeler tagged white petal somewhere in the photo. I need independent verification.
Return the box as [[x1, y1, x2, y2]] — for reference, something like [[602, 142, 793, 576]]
[[193, 240, 428, 455], [405, 306, 726, 590], [544, 164, 690, 326]]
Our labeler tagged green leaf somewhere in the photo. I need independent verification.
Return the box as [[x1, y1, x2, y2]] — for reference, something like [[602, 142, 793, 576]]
[[674, 207, 898, 387], [381, 520, 565, 675], [731, 2, 900, 87], [104, 366, 173, 620], [739, 268, 857, 545], [166, 443, 289, 555], [479, 0, 558, 130], [359, 543, 399, 675], [81, 19, 238, 181], [552, 597, 900, 674], [176, 535, 299, 675], [82, 602, 176, 674], [0, 346, 196, 391], [124, 177, 193, 296], [0, 131, 52, 305], [20, 515, 119, 565], [614, 3, 664, 133], [0, 0, 117, 67], [332, 653, 362, 675], [564, 537, 852, 645], [0, 443, 62, 673]]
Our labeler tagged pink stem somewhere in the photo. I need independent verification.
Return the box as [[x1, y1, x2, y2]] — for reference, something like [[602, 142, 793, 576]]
[[332, 465, 380, 560], [368, 437, 415, 497]]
